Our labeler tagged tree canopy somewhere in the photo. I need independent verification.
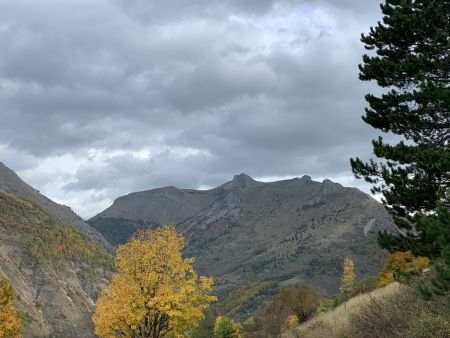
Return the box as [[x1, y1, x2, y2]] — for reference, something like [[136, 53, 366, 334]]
[[93, 225, 216, 338], [351, 0, 450, 298], [351, 0, 450, 256]]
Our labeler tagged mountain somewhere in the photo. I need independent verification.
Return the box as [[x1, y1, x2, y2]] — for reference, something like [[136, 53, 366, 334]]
[[90, 174, 395, 315], [0, 162, 112, 251], [0, 163, 114, 337], [0, 189, 113, 337]]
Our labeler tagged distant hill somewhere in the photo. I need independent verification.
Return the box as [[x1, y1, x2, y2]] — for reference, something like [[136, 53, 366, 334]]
[[0, 189, 113, 337], [0, 162, 112, 251], [90, 174, 396, 310]]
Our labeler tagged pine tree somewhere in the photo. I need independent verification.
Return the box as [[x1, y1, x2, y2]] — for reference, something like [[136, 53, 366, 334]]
[[351, 0, 450, 258], [417, 204, 450, 297]]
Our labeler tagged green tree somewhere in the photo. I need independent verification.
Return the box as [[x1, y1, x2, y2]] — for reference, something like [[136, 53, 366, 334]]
[[213, 316, 241, 338], [351, 0, 450, 259], [417, 204, 450, 298]]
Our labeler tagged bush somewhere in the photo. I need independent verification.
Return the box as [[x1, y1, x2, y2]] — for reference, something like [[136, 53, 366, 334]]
[[280, 315, 299, 334], [377, 251, 429, 287], [213, 316, 241, 338], [242, 284, 321, 337]]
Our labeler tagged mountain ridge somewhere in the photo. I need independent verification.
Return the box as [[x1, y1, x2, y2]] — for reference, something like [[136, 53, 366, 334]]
[[90, 173, 395, 314], [0, 162, 112, 251], [0, 188, 114, 337], [0, 162, 115, 337]]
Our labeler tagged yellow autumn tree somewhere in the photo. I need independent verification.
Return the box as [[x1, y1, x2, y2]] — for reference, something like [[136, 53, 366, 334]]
[[0, 278, 22, 338], [93, 225, 216, 338], [340, 257, 356, 295]]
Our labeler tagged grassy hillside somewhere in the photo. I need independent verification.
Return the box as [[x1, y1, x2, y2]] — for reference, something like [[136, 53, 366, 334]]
[[0, 190, 112, 270], [0, 162, 111, 250], [281, 281, 450, 338]]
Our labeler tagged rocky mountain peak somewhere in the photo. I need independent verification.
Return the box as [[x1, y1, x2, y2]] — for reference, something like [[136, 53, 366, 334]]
[[231, 173, 256, 188], [320, 179, 343, 194]]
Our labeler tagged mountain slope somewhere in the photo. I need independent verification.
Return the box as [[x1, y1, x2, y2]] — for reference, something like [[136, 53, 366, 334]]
[[0, 162, 112, 251], [90, 174, 395, 302], [0, 189, 114, 337]]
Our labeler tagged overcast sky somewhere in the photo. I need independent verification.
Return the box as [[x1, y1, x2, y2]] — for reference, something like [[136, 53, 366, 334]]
[[0, 0, 385, 218]]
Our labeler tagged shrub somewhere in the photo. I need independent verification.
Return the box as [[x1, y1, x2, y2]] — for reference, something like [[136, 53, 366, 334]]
[[377, 251, 430, 287], [213, 316, 241, 338], [280, 315, 299, 334], [244, 284, 320, 337]]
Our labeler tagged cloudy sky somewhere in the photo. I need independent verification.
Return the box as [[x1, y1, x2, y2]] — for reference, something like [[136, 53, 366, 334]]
[[0, 0, 385, 218]]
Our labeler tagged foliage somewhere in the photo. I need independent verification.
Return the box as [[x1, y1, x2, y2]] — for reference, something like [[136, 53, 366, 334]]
[[280, 314, 299, 334], [0, 278, 22, 338], [340, 257, 356, 296], [417, 205, 450, 298], [315, 298, 335, 315], [243, 284, 320, 337], [189, 309, 215, 338], [218, 281, 278, 319], [0, 190, 113, 271], [93, 225, 216, 338], [377, 251, 430, 287], [350, 0, 450, 258], [241, 316, 264, 336], [213, 316, 241, 338]]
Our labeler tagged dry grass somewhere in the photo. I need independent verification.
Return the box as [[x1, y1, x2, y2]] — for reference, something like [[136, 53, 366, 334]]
[[281, 280, 450, 338], [280, 282, 403, 338]]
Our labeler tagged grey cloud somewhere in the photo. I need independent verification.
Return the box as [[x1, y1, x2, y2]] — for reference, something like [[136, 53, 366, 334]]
[[0, 0, 386, 216]]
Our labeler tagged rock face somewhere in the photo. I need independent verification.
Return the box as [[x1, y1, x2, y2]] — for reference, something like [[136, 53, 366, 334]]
[[0, 162, 112, 251], [0, 163, 114, 337], [90, 174, 395, 298]]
